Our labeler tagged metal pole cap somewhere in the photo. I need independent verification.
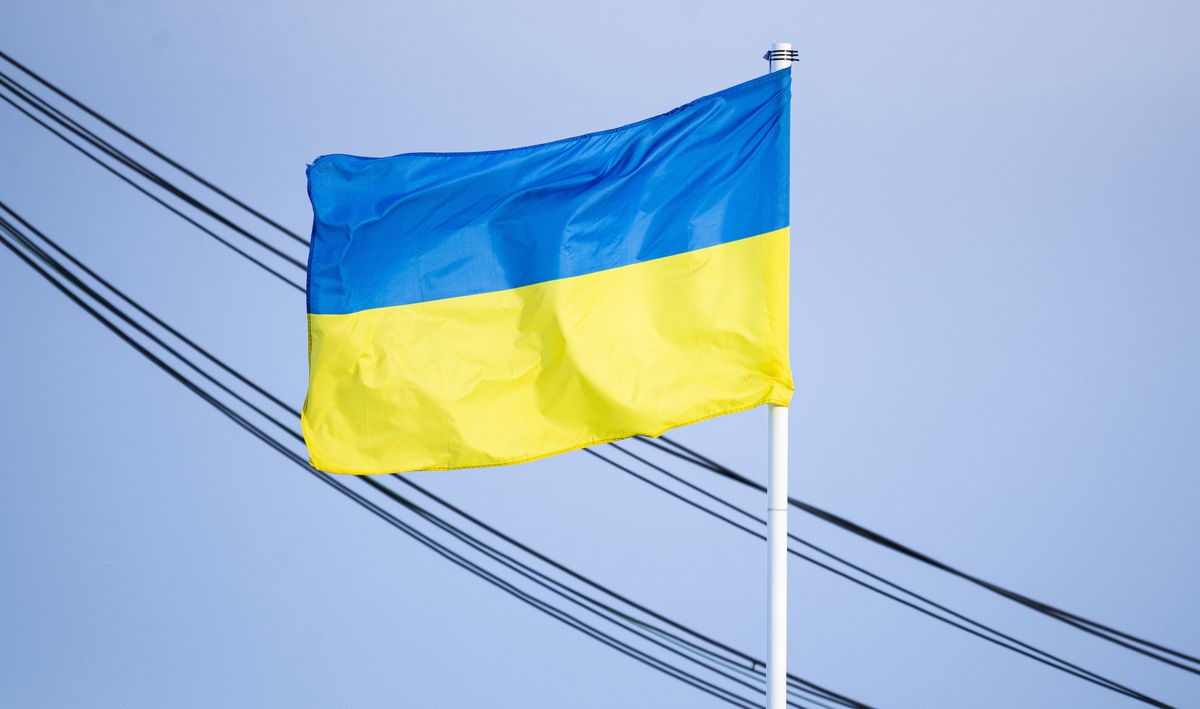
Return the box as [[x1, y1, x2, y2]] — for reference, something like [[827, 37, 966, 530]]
[[763, 48, 799, 62]]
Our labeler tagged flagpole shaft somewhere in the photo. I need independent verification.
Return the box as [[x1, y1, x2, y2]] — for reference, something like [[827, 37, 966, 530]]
[[764, 40, 795, 709], [767, 403, 788, 708]]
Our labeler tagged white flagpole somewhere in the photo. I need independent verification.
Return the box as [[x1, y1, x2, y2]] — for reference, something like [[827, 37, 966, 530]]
[[765, 41, 796, 709], [768, 403, 788, 708]]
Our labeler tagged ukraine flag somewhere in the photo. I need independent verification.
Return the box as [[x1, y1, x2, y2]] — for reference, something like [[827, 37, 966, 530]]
[[303, 69, 793, 474]]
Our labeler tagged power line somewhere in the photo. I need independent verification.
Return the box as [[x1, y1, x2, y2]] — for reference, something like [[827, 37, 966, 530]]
[[0, 198, 858, 705], [0, 209, 301, 451], [3, 53, 1195, 680], [0, 49, 308, 247], [0, 208, 867, 709], [3, 47, 1191, 700], [593, 444, 1173, 707], [638, 435, 1200, 677], [0, 222, 767, 709], [0, 77, 306, 292], [7, 49, 1190, 681], [0, 59, 859, 701], [0, 69, 306, 269], [0, 201, 299, 417], [365, 476, 844, 709], [1, 186, 1181, 705], [0, 202, 866, 707], [387, 474, 863, 707], [0, 89, 304, 292]]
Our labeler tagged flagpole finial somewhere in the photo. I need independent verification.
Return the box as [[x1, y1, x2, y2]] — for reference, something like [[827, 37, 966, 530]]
[[764, 42, 798, 72]]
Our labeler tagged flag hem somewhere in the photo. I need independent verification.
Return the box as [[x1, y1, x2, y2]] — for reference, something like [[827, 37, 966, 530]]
[[309, 393, 792, 476]]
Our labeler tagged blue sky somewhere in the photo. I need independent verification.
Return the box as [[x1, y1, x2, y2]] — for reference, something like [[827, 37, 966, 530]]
[[1, 1, 1198, 707]]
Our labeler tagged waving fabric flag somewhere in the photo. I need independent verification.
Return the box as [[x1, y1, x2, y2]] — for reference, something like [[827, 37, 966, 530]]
[[303, 68, 793, 474]]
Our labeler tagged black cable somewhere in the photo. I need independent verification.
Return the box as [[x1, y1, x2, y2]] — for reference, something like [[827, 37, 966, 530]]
[[364, 476, 833, 709], [0, 70, 307, 270], [386, 475, 863, 709], [642, 435, 1200, 676], [390, 476, 758, 664], [5, 193, 1160, 706], [0, 212, 861, 708], [0, 226, 766, 709], [0, 49, 308, 247], [374, 477, 854, 709], [7, 46, 1187, 692], [610, 442, 766, 526], [0, 202, 829, 708], [650, 439, 1200, 674], [9, 194, 1176, 705], [0, 200, 300, 419], [357, 477, 767, 708], [587, 447, 1174, 708], [0, 214, 301, 448], [6, 45, 1122, 705], [604, 446, 1166, 705], [0, 90, 305, 293], [4, 93, 1184, 695], [8, 42, 1188, 682], [0, 203, 868, 709]]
